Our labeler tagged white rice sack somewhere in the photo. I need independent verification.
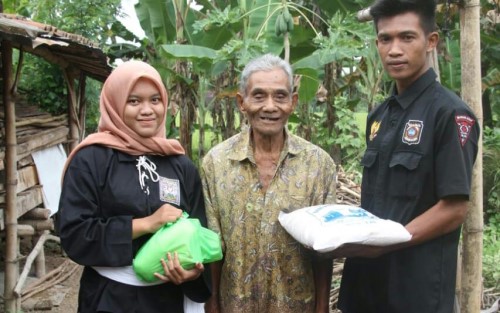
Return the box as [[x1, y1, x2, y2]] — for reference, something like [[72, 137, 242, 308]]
[[278, 204, 412, 253]]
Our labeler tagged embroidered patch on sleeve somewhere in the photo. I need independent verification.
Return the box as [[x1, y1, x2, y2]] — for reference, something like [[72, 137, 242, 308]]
[[402, 120, 424, 145], [455, 115, 475, 147]]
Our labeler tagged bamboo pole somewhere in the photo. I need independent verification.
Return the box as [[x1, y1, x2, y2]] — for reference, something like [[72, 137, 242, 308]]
[[33, 231, 46, 277], [13, 231, 60, 297], [459, 0, 483, 312], [13, 231, 49, 296], [2, 40, 20, 313]]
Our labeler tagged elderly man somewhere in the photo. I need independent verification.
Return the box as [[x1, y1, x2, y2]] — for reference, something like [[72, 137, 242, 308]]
[[201, 54, 336, 313]]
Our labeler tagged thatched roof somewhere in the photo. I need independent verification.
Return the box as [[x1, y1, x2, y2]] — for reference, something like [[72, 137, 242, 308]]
[[0, 13, 111, 81]]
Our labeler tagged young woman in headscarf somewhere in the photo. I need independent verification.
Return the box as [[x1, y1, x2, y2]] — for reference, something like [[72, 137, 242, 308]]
[[57, 60, 211, 313]]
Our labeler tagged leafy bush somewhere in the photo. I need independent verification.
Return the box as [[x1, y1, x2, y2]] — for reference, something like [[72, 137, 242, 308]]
[[483, 126, 500, 221], [287, 96, 366, 178], [18, 56, 68, 115], [483, 220, 500, 290], [16, 55, 101, 135], [482, 113, 499, 292]]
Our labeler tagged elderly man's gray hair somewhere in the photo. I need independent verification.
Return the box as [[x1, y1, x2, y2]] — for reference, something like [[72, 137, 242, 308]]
[[239, 54, 294, 95]]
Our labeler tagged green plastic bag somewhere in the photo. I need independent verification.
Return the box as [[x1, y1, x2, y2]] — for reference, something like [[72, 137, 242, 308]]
[[133, 213, 223, 282]]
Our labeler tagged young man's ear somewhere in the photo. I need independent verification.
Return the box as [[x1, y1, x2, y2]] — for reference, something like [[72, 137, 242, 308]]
[[426, 31, 439, 52]]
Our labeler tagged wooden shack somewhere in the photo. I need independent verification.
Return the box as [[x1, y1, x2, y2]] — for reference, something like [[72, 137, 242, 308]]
[[0, 13, 111, 312]]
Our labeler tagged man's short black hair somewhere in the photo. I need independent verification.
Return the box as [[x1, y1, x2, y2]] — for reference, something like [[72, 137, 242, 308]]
[[370, 0, 437, 34]]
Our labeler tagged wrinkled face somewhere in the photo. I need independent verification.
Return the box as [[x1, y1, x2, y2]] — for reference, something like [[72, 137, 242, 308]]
[[237, 68, 297, 139], [376, 12, 438, 93], [123, 78, 165, 138]]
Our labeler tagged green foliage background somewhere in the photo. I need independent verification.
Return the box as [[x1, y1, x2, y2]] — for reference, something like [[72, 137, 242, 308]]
[[2, 0, 498, 297]]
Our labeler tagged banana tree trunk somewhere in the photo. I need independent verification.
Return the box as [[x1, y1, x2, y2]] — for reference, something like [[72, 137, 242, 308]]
[[324, 62, 341, 166], [176, 61, 193, 157], [174, 0, 193, 157], [459, 1, 483, 312]]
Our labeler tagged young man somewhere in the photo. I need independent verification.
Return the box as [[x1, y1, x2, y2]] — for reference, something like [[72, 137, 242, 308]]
[[201, 54, 336, 313], [336, 0, 480, 312]]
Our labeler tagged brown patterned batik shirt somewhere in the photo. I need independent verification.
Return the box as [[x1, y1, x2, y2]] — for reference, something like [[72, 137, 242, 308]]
[[201, 126, 336, 313]]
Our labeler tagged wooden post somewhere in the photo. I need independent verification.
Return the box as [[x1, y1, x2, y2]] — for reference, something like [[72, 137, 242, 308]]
[[63, 69, 80, 152], [77, 72, 87, 141], [32, 231, 47, 277], [459, 0, 483, 312], [2, 39, 20, 313]]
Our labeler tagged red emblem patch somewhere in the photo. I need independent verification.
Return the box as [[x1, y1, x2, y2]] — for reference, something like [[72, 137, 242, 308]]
[[455, 115, 475, 147]]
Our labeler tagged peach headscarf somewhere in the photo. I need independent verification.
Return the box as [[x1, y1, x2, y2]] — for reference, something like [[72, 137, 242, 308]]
[[64, 60, 184, 173]]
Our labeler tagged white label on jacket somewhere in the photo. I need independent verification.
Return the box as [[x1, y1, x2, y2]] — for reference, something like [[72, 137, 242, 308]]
[[159, 177, 180, 205]]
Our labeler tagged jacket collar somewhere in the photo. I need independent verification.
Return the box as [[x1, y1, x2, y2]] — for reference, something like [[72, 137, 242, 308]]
[[390, 68, 437, 110], [227, 125, 304, 163]]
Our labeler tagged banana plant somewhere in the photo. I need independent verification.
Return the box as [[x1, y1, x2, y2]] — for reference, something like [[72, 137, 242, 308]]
[[133, 0, 373, 161]]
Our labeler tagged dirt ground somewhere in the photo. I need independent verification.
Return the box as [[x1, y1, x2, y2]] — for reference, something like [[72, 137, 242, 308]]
[[1, 238, 81, 313], [2, 239, 498, 313], [21, 254, 81, 313]]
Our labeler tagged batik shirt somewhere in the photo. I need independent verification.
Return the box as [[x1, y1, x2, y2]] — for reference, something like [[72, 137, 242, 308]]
[[201, 126, 336, 313]]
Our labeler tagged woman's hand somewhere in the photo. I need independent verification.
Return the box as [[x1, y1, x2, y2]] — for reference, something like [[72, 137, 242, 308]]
[[146, 203, 183, 233], [154, 252, 204, 284], [132, 204, 183, 238]]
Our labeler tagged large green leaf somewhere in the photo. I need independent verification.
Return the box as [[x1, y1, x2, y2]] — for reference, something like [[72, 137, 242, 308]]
[[292, 54, 326, 70], [246, 0, 280, 37], [190, 7, 242, 49], [245, 0, 283, 54], [161, 44, 217, 60], [295, 68, 321, 103], [439, 34, 462, 92], [289, 26, 318, 63], [135, 0, 176, 45], [196, 26, 236, 50], [160, 44, 220, 74]]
